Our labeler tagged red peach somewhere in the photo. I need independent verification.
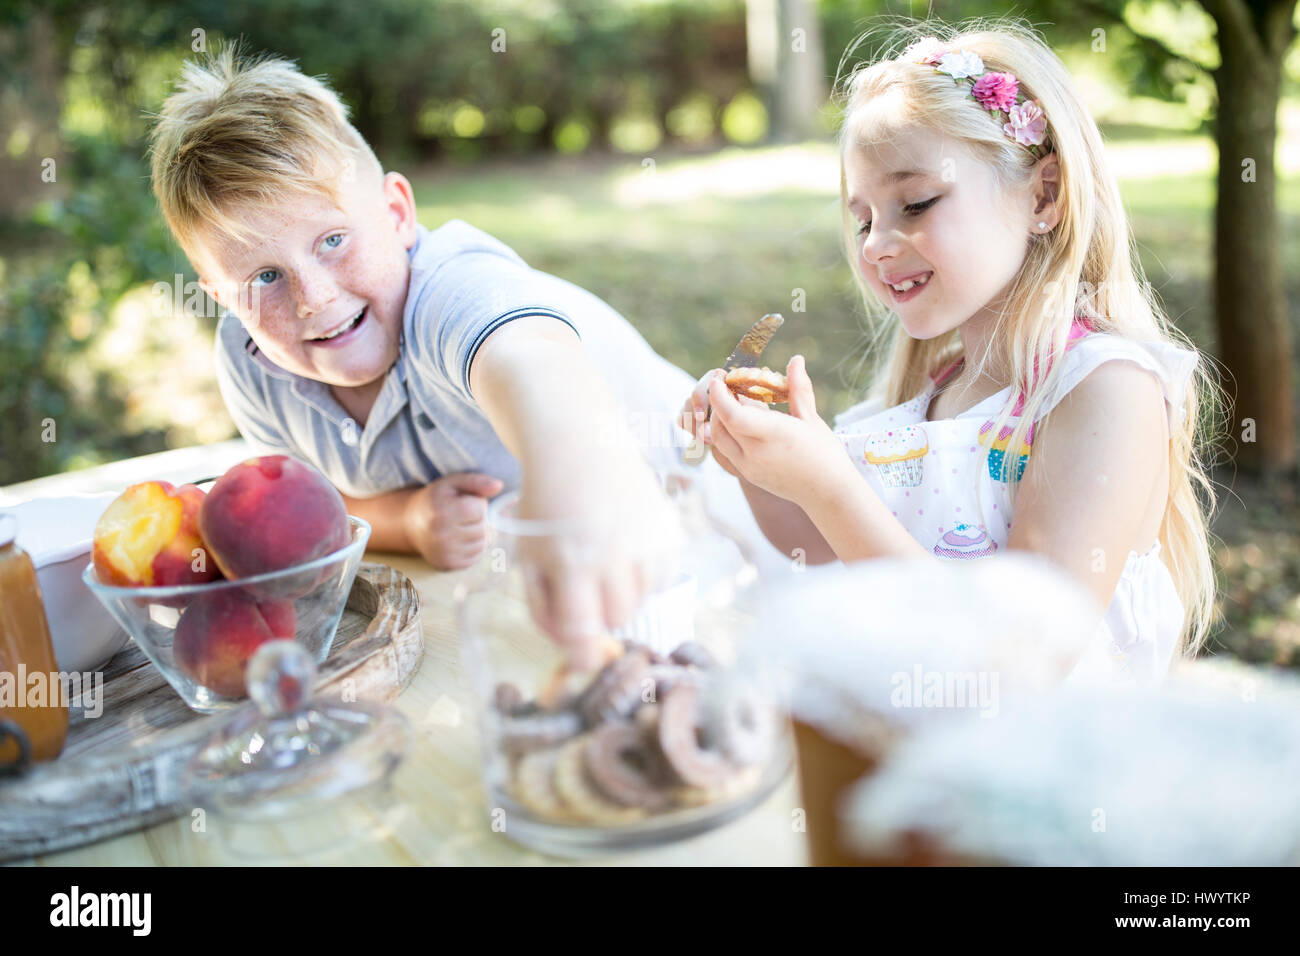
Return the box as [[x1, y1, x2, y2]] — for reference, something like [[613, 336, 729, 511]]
[[199, 455, 351, 598], [173, 588, 297, 698]]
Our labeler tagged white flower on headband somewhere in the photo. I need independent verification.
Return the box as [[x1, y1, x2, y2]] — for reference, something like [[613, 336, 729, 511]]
[[904, 37, 946, 65], [936, 50, 984, 80]]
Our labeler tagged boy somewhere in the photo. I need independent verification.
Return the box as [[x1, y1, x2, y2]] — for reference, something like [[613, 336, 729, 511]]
[[148, 46, 735, 667]]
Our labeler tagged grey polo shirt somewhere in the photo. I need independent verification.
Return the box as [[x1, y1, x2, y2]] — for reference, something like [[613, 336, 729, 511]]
[[213, 219, 693, 498]]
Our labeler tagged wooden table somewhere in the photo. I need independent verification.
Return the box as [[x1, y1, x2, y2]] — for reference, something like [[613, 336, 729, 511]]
[[2, 443, 807, 866]]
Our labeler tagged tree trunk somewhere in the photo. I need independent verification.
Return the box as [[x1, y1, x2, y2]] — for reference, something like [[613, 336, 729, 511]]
[[1209, 0, 1297, 478], [0, 11, 65, 223], [773, 0, 827, 142], [745, 0, 827, 143]]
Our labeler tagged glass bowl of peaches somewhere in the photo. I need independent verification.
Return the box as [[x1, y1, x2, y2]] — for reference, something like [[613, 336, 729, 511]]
[[81, 455, 369, 713]]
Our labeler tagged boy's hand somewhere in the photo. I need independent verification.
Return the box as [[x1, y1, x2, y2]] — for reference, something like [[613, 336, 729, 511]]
[[468, 315, 685, 670], [402, 472, 505, 570], [516, 453, 684, 672], [703, 355, 854, 506]]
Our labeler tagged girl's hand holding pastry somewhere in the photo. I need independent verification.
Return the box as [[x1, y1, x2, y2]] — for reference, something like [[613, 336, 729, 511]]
[[680, 366, 792, 477], [703, 355, 855, 507]]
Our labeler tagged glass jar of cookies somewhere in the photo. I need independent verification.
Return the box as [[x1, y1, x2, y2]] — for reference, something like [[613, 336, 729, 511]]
[[456, 470, 790, 855]]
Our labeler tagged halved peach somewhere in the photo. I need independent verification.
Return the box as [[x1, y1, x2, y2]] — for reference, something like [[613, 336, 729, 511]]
[[92, 481, 220, 596]]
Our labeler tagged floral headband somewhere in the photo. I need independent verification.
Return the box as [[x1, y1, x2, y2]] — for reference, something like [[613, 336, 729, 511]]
[[903, 37, 1048, 158]]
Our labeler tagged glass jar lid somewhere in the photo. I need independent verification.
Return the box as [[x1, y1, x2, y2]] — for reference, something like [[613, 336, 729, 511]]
[[181, 640, 411, 822]]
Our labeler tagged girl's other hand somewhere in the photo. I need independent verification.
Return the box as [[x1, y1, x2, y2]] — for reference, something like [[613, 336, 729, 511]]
[[679, 368, 724, 468], [677, 368, 724, 438], [679, 368, 769, 476]]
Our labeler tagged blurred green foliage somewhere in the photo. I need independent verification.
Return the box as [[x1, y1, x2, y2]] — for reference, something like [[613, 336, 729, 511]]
[[176, 0, 757, 165], [1, 0, 189, 481]]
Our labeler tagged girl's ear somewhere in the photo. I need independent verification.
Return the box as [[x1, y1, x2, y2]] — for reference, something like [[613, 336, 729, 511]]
[[1030, 152, 1062, 232]]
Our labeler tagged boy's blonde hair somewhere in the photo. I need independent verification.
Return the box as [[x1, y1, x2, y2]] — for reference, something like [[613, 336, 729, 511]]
[[148, 43, 380, 257], [836, 17, 1225, 658]]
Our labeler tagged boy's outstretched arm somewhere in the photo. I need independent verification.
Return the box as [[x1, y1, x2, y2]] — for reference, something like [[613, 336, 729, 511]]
[[468, 315, 680, 669]]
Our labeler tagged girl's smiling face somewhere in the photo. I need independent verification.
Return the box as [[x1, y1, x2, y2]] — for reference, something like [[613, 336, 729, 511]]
[[843, 120, 1034, 341], [194, 168, 419, 388]]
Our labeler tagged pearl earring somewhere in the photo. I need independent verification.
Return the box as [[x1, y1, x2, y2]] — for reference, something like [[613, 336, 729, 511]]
[[1038, 221, 1048, 230]]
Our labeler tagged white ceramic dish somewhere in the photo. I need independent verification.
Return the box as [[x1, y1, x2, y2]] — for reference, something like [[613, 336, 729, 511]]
[[0, 492, 129, 674]]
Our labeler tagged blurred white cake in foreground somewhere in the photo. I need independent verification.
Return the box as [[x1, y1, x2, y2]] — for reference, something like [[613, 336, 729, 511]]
[[841, 666, 1300, 866]]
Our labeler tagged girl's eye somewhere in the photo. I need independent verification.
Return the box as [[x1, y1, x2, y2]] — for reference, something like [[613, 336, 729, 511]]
[[322, 233, 344, 250], [857, 197, 938, 237], [252, 269, 278, 287]]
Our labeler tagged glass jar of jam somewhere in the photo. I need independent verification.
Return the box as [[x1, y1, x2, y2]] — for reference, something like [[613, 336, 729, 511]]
[[0, 513, 68, 772]]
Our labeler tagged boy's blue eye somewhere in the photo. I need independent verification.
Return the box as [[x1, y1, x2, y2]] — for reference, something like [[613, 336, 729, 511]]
[[323, 233, 343, 249], [252, 269, 278, 286]]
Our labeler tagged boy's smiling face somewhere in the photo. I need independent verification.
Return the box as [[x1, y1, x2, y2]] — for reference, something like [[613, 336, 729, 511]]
[[195, 166, 419, 389], [843, 116, 1043, 342]]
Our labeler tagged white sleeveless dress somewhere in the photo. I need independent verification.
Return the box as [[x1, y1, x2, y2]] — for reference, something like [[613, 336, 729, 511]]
[[831, 328, 1200, 687]]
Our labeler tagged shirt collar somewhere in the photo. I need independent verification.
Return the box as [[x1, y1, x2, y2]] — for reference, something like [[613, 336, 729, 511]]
[[242, 335, 295, 380], [241, 325, 408, 436]]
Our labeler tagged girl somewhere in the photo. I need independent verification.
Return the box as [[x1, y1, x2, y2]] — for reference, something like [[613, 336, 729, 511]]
[[682, 20, 1222, 685]]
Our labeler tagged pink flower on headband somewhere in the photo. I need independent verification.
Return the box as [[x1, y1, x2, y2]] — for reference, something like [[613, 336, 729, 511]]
[[1003, 100, 1048, 147], [971, 72, 1019, 113], [904, 36, 945, 65]]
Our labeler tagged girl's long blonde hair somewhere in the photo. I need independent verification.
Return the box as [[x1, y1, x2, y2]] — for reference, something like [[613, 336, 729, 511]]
[[836, 17, 1225, 658]]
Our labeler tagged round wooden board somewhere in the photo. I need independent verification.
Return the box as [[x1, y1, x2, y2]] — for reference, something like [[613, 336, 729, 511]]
[[0, 561, 422, 861]]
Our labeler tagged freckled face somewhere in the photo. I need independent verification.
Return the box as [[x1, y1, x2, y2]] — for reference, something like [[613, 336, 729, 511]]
[[843, 119, 1031, 340], [194, 170, 418, 388]]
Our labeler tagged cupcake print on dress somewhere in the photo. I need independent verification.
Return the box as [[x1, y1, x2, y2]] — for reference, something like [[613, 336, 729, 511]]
[[933, 523, 998, 559], [976, 319, 1091, 483], [863, 424, 929, 488], [978, 418, 1033, 483]]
